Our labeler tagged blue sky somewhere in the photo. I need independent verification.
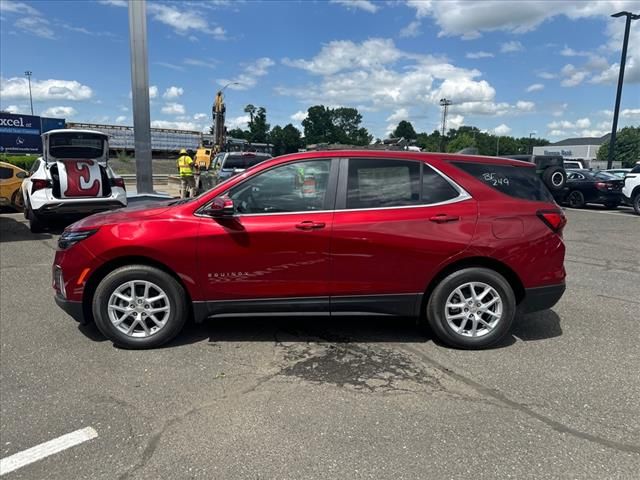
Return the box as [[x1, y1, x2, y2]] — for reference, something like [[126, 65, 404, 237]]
[[1, 0, 639, 141]]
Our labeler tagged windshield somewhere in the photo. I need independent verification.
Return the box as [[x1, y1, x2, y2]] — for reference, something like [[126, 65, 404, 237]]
[[222, 154, 269, 170], [49, 133, 105, 159]]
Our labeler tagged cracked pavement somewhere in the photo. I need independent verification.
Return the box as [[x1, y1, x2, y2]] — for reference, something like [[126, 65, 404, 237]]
[[1, 209, 639, 479]]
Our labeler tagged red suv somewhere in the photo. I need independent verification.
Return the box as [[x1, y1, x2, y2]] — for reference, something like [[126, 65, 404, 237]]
[[53, 151, 566, 349]]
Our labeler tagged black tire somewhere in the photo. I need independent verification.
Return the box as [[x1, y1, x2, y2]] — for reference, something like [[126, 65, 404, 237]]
[[543, 167, 566, 191], [92, 265, 188, 349], [27, 207, 45, 233], [568, 190, 585, 208], [11, 190, 24, 211], [424, 268, 516, 349], [633, 193, 640, 216], [604, 201, 619, 209]]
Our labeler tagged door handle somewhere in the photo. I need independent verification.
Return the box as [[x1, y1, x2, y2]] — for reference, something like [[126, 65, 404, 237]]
[[429, 214, 460, 223], [296, 221, 326, 230]]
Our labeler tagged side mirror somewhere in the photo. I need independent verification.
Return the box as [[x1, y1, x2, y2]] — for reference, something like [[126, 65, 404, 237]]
[[16, 171, 27, 179], [205, 196, 235, 217]]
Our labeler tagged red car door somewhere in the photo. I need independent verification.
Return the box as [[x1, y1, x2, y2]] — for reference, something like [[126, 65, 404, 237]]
[[330, 158, 477, 309], [197, 158, 338, 308]]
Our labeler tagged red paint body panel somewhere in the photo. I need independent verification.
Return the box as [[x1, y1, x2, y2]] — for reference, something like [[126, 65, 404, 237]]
[[54, 151, 566, 314]]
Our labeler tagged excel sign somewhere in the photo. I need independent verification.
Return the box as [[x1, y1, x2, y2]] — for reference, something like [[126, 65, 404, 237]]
[[0, 113, 43, 153]]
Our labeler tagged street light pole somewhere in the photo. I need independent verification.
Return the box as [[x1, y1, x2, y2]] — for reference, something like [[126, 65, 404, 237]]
[[24, 71, 33, 115], [607, 11, 639, 169], [439, 98, 452, 152], [529, 131, 536, 154]]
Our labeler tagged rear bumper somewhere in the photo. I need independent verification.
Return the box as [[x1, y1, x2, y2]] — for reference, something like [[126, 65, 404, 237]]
[[54, 294, 86, 324], [519, 283, 565, 314]]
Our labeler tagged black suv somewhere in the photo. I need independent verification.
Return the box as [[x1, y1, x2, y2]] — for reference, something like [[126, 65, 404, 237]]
[[505, 155, 568, 202]]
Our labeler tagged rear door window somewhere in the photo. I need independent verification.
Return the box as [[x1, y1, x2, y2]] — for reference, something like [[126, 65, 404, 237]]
[[453, 162, 554, 202]]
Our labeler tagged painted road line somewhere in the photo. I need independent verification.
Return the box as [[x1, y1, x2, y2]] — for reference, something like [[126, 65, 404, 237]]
[[0, 427, 98, 476]]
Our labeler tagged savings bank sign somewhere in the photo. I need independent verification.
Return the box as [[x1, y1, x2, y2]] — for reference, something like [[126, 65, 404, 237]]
[[0, 113, 43, 153]]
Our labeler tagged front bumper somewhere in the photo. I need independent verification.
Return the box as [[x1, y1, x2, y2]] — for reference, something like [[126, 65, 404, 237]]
[[54, 294, 86, 324], [519, 283, 565, 314]]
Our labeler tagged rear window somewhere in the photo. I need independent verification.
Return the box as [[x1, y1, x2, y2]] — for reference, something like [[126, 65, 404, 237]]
[[453, 162, 554, 202], [631, 164, 640, 174], [594, 172, 618, 181], [223, 154, 270, 170], [49, 133, 105, 159]]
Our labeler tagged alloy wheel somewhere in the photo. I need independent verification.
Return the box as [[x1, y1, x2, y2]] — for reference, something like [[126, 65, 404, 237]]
[[107, 280, 171, 338], [444, 282, 503, 338]]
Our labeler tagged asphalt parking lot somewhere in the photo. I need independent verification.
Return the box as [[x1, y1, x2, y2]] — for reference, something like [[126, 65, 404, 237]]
[[0, 207, 638, 479]]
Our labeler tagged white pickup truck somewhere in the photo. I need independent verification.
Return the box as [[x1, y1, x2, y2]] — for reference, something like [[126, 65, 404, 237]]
[[21, 129, 127, 232], [622, 161, 640, 215]]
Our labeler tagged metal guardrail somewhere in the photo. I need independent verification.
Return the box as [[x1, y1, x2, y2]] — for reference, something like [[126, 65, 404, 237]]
[[121, 174, 169, 182]]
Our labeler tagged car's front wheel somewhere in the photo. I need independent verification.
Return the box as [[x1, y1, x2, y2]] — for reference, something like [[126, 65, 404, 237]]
[[92, 265, 188, 349], [633, 193, 640, 215], [568, 190, 585, 208], [425, 268, 516, 349]]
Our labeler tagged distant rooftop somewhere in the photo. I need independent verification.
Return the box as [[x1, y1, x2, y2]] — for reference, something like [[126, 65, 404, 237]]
[[549, 133, 611, 146]]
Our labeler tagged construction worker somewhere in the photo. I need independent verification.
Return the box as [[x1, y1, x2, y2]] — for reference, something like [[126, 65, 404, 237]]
[[177, 148, 195, 198]]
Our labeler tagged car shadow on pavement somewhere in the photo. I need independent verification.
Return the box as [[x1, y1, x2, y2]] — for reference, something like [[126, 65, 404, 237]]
[[0, 215, 56, 242], [511, 310, 562, 342]]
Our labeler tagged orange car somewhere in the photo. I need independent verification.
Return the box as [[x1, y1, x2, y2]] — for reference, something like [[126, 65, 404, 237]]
[[0, 161, 27, 210]]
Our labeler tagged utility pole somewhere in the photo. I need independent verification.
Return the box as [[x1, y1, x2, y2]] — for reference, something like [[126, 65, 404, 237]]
[[496, 136, 500, 156], [24, 71, 33, 116], [128, 0, 153, 194], [608, 11, 639, 169], [529, 131, 536, 155], [439, 98, 452, 152]]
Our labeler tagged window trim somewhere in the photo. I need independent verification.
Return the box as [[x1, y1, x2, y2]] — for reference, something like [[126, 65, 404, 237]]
[[198, 157, 340, 217], [335, 157, 470, 211]]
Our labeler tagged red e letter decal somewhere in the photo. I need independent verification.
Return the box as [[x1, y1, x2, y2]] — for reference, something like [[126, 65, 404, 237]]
[[60, 159, 101, 197]]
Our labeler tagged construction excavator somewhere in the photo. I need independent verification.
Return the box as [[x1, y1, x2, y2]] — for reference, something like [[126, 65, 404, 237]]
[[194, 89, 226, 169]]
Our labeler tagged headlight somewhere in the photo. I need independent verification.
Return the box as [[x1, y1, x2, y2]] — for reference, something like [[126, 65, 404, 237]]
[[58, 229, 99, 250]]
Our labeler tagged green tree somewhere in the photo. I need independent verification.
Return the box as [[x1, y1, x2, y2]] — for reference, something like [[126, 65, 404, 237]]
[[447, 133, 476, 153], [249, 107, 270, 143], [597, 126, 640, 167], [416, 130, 441, 152], [302, 105, 372, 145], [227, 128, 249, 140], [392, 120, 417, 139], [281, 124, 302, 153], [244, 104, 256, 125], [302, 105, 333, 144]]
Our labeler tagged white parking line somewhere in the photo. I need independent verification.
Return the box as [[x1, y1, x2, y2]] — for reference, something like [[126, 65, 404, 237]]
[[563, 207, 637, 217], [0, 427, 97, 476]]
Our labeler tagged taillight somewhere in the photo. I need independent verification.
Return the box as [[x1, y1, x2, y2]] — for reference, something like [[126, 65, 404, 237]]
[[110, 178, 126, 189], [31, 179, 51, 194], [537, 209, 567, 234], [595, 182, 607, 191]]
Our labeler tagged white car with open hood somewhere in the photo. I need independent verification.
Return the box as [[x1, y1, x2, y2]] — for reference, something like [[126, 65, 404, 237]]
[[21, 129, 127, 232]]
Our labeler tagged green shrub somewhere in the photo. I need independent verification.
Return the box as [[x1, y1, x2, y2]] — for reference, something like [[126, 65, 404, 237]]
[[0, 154, 38, 171]]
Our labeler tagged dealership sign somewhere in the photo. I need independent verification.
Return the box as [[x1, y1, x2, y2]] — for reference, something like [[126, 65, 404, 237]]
[[0, 113, 65, 154]]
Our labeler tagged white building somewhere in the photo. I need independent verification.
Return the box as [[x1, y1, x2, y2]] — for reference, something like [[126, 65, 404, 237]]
[[532, 134, 611, 167]]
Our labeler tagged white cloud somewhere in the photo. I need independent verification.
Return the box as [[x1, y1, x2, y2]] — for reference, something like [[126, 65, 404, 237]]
[[161, 102, 186, 115], [405, 0, 640, 39], [98, 0, 127, 7], [226, 115, 251, 130], [0, 77, 93, 101], [516, 100, 535, 111], [155, 62, 185, 71], [41, 106, 77, 118], [494, 124, 511, 135], [163, 86, 184, 99], [151, 120, 200, 131], [330, 0, 379, 13], [621, 108, 640, 120], [2, 105, 22, 114], [400, 20, 422, 38], [15, 15, 55, 39], [290, 110, 308, 122], [549, 130, 567, 137], [537, 72, 556, 80], [575, 117, 591, 128], [183, 58, 217, 69], [500, 41, 524, 53], [560, 45, 590, 57], [193, 113, 209, 121], [279, 38, 529, 119], [0, 1, 39, 14], [526, 83, 544, 92], [447, 114, 465, 130], [217, 57, 275, 90], [386, 108, 410, 123], [560, 64, 587, 87], [149, 85, 158, 99], [552, 103, 568, 117], [115, 115, 127, 123], [146, 3, 226, 39], [466, 51, 494, 59]]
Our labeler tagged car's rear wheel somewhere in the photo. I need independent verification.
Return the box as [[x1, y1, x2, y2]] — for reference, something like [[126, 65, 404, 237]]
[[568, 190, 585, 208], [11, 190, 24, 211], [27, 207, 46, 233], [92, 265, 188, 349], [633, 193, 640, 215], [425, 268, 515, 349]]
